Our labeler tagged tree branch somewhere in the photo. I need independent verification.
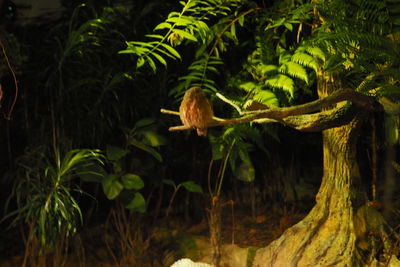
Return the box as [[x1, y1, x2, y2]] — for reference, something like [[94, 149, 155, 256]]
[[161, 89, 379, 133]]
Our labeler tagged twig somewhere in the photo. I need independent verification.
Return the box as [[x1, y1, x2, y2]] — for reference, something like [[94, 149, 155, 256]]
[[0, 40, 18, 120], [215, 93, 244, 115]]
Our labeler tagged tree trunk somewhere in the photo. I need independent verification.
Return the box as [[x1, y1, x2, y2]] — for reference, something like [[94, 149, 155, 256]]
[[252, 114, 362, 266], [251, 73, 365, 266]]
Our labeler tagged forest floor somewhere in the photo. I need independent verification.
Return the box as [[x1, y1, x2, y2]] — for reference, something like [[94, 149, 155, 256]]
[[0, 204, 307, 267]]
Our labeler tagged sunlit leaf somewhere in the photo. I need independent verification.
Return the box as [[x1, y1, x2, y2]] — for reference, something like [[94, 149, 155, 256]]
[[166, 16, 194, 26], [265, 74, 295, 97], [151, 51, 167, 66], [137, 57, 145, 68], [160, 43, 181, 59], [279, 62, 308, 83], [172, 29, 198, 42], [154, 22, 172, 31]]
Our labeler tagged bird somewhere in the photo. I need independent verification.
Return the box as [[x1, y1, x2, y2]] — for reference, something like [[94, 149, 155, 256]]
[[179, 87, 213, 136]]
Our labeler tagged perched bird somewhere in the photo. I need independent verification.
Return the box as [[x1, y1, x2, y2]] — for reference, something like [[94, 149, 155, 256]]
[[179, 87, 213, 136]]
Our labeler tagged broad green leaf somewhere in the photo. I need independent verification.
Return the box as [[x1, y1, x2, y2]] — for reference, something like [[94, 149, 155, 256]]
[[142, 130, 167, 147], [106, 145, 129, 161], [102, 174, 123, 200], [134, 118, 155, 129], [121, 174, 144, 190], [128, 137, 163, 162], [162, 178, 176, 188], [125, 192, 146, 213], [284, 23, 293, 31], [234, 161, 255, 182], [181, 181, 203, 194], [78, 164, 105, 183]]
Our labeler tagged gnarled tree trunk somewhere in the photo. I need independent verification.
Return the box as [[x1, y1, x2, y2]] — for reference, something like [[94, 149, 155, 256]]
[[252, 115, 361, 266]]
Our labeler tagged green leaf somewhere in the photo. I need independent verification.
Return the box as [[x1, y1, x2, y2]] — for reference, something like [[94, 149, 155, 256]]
[[125, 192, 146, 212], [151, 52, 167, 66], [78, 163, 106, 183], [284, 23, 293, 31], [102, 174, 123, 200], [234, 161, 255, 182], [279, 62, 308, 83], [166, 16, 194, 26], [160, 43, 181, 59], [142, 130, 167, 147], [121, 174, 144, 190], [181, 181, 203, 194], [137, 57, 145, 68], [135, 118, 155, 129], [145, 34, 164, 40], [145, 55, 157, 72], [172, 29, 198, 42], [154, 22, 172, 31], [257, 64, 279, 76], [106, 145, 129, 161], [128, 137, 163, 162], [253, 90, 279, 107], [265, 74, 295, 97], [162, 178, 176, 188], [238, 15, 244, 26]]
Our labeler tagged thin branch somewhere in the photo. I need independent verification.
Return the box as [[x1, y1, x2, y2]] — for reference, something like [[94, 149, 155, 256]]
[[0, 40, 19, 120], [215, 93, 244, 114]]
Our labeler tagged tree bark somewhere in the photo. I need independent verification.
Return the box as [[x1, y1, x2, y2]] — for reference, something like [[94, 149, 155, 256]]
[[252, 113, 363, 266], [251, 72, 366, 266]]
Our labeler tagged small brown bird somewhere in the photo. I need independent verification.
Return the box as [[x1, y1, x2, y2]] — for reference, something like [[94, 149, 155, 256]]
[[179, 87, 213, 136]]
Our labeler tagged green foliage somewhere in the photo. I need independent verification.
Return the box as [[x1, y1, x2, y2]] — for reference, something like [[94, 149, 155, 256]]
[[245, 38, 322, 101], [126, 117, 167, 162], [4, 148, 104, 249], [100, 145, 146, 212], [80, 118, 166, 212], [120, 0, 242, 72], [210, 124, 268, 190], [163, 179, 203, 216]]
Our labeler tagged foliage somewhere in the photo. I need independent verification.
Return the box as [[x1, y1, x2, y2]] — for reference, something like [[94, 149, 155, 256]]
[[80, 118, 167, 212], [163, 178, 203, 216], [4, 148, 104, 249], [119, 0, 242, 72]]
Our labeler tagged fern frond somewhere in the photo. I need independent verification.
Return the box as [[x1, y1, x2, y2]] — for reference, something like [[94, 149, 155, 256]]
[[291, 52, 319, 72], [265, 74, 295, 98], [279, 62, 308, 84]]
